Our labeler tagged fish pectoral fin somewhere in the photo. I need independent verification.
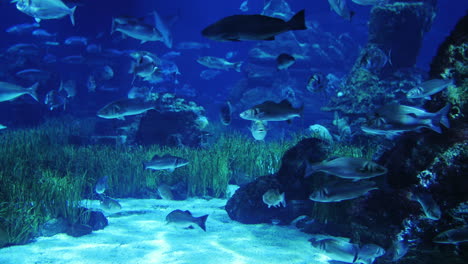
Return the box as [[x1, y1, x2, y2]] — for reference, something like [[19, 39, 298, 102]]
[[35, 18, 41, 23], [168, 167, 175, 172]]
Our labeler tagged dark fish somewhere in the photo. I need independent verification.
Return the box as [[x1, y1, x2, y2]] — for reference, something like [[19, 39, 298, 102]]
[[306, 73, 326, 93], [166, 209, 208, 231], [276, 53, 295, 70], [306, 157, 387, 181], [433, 227, 468, 244], [44, 90, 66, 110], [202, 9, 306, 41], [309, 180, 378, 202], [239, 99, 303, 122], [219, 101, 232, 125]]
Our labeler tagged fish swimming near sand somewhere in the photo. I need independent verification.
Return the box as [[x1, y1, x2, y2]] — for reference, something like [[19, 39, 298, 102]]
[[143, 154, 189, 172], [166, 209, 208, 231], [262, 188, 286, 208], [309, 180, 378, 202], [306, 157, 387, 181], [202, 9, 306, 41]]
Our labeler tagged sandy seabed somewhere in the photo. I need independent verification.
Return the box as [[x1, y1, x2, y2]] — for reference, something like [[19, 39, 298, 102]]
[[0, 198, 327, 264]]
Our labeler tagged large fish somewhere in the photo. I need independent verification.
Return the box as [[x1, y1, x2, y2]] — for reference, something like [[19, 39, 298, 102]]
[[202, 9, 306, 41], [433, 227, 468, 244], [143, 154, 189, 172], [407, 191, 441, 220], [309, 180, 378, 202], [0, 82, 38, 102], [197, 56, 243, 72], [97, 98, 156, 119], [14, 0, 77, 25], [111, 17, 163, 44], [240, 99, 303, 122], [306, 157, 387, 181], [166, 209, 208, 231], [374, 103, 451, 133]]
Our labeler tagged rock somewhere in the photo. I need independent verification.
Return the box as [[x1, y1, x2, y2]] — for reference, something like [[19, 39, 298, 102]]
[[368, 2, 436, 69], [88, 211, 108, 231], [65, 210, 108, 237], [37, 217, 68, 237], [66, 224, 93, 237]]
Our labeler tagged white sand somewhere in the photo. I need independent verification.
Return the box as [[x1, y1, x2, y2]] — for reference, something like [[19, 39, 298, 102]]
[[0, 198, 328, 264]]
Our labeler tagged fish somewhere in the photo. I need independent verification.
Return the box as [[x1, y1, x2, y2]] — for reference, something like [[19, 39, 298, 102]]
[[239, 0, 249, 12], [162, 51, 181, 60], [225, 51, 238, 59], [6, 43, 39, 56], [374, 103, 451, 134], [385, 239, 409, 261], [111, 17, 163, 44], [351, 0, 385, 5], [219, 101, 232, 125], [202, 9, 306, 41], [276, 53, 295, 70], [309, 180, 378, 202], [152, 10, 172, 48], [15, 69, 51, 82], [166, 209, 209, 231], [407, 191, 441, 220], [64, 36, 88, 46], [249, 120, 268, 141], [239, 99, 303, 122], [327, 0, 354, 21], [361, 47, 391, 72], [44, 90, 66, 110], [94, 65, 114, 81], [175, 42, 210, 50], [127, 86, 152, 99], [59, 80, 77, 98], [357, 244, 386, 264], [407, 79, 454, 99], [15, 0, 77, 25], [143, 154, 189, 172], [31, 29, 56, 38], [157, 183, 174, 200], [0, 82, 38, 102], [433, 226, 468, 244], [100, 196, 122, 211], [97, 98, 156, 119], [306, 73, 326, 93], [196, 56, 243, 72], [310, 238, 360, 263], [200, 69, 222, 80], [309, 124, 334, 144], [306, 157, 388, 181], [360, 125, 414, 139], [129, 54, 159, 81], [0, 124, 7, 130], [87, 75, 96, 92], [194, 115, 209, 130], [5, 22, 39, 34], [95, 176, 108, 194], [262, 188, 286, 208]]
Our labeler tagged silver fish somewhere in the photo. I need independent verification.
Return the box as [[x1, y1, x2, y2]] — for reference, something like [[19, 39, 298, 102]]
[[197, 56, 243, 72], [100, 196, 121, 211], [166, 209, 208, 231], [250, 120, 268, 141], [95, 176, 108, 194], [143, 154, 189, 172], [407, 79, 454, 99], [306, 157, 387, 181], [111, 17, 163, 44], [309, 180, 378, 202], [0, 82, 38, 102], [310, 238, 360, 263], [240, 99, 303, 122], [157, 183, 174, 200], [407, 191, 441, 220], [97, 98, 156, 119], [15, 0, 77, 25], [433, 226, 468, 244], [262, 188, 286, 208]]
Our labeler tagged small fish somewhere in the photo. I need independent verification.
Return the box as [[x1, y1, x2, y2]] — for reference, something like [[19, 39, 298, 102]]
[[42, 53, 57, 64], [407, 191, 441, 220], [306, 157, 387, 181], [262, 189, 286, 208], [433, 226, 468, 244], [143, 154, 189, 172], [197, 56, 243, 72], [175, 42, 210, 50], [200, 69, 222, 80], [219, 101, 232, 125], [32, 29, 56, 38], [351, 0, 385, 5], [59, 80, 77, 98], [306, 73, 326, 93], [327, 0, 354, 21], [6, 23, 39, 34], [225, 51, 237, 59], [87, 75, 96, 92], [0, 82, 38, 102], [166, 209, 208, 231], [157, 183, 174, 200], [111, 17, 163, 44], [276, 53, 295, 70], [202, 9, 306, 41], [239, 0, 249, 12], [309, 180, 378, 202], [44, 90, 66, 110], [407, 79, 454, 99], [240, 99, 303, 122], [61, 55, 85, 64], [64, 36, 88, 46], [15, 0, 77, 25], [310, 238, 360, 263], [15, 69, 51, 82], [374, 103, 451, 134], [152, 10, 172, 48], [360, 125, 413, 139], [97, 98, 156, 119], [0, 124, 7, 130], [95, 176, 108, 194], [250, 120, 267, 141], [100, 196, 122, 211], [129, 54, 159, 81], [6, 43, 39, 56]]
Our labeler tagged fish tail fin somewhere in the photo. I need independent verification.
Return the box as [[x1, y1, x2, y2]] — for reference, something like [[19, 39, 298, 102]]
[[304, 162, 319, 178], [280, 193, 287, 208], [436, 104, 451, 128], [197, 214, 209, 231], [287, 9, 306, 30], [69, 6, 77, 26], [28, 83, 39, 102], [142, 162, 148, 170], [234, 61, 243, 72]]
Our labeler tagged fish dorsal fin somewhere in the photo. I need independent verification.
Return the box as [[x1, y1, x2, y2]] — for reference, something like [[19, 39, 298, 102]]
[[163, 154, 172, 158], [184, 210, 192, 215], [279, 99, 292, 107], [151, 154, 161, 160]]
